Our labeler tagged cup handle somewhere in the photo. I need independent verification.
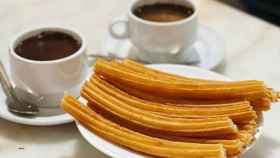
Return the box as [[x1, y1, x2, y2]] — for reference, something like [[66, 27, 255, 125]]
[[109, 16, 129, 39]]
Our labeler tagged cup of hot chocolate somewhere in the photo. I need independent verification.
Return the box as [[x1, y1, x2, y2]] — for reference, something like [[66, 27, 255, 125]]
[[9, 26, 89, 107], [109, 0, 198, 63]]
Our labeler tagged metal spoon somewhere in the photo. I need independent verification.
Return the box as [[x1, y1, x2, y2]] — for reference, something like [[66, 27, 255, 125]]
[[0, 61, 39, 115]]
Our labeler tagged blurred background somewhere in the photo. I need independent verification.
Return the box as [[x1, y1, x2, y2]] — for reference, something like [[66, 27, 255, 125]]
[[219, 0, 280, 25]]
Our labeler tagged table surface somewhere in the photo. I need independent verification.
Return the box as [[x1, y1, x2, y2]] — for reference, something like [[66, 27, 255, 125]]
[[1, 0, 280, 158]]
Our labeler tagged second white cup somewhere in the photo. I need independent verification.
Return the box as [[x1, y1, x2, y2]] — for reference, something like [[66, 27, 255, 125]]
[[109, 0, 198, 63]]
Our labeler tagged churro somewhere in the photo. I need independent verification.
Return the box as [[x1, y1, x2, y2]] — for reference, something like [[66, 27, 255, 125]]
[[61, 95, 226, 158], [87, 98, 246, 156], [112, 59, 278, 111], [81, 82, 238, 137], [165, 137, 243, 156], [111, 78, 273, 111], [90, 75, 257, 124], [252, 97, 271, 111], [95, 58, 267, 101], [121, 59, 226, 83]]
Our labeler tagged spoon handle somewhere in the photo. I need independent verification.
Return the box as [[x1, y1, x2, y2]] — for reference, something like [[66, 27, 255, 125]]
[[0, 60, 16, 100]]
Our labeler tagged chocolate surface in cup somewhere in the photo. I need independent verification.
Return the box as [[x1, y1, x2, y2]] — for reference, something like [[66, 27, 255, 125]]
[[15, 31, 81, 61], [133, 3, 194, 22]]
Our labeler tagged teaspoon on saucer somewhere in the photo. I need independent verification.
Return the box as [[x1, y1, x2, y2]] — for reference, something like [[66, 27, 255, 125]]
[[0, 60, 39, 115]]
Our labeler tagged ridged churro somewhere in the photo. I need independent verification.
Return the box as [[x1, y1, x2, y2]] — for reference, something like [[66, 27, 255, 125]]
[[95, 59, 267, 101], [61, 95, 226, 158], [165, 137, 244, 156], [111, 77, 274, 111], [121, 59, 226, 83], [81, 82, 238, 137], [252, 97, 271, 111], [86, 98, 246, 156], [114, 59, 278, 110], [89, 75, 257, 124], [238, 120, 257, 135]]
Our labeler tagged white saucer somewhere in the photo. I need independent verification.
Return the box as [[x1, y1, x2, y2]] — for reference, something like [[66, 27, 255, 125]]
[[0, 58, 73, 126], [101, 24, 225, 70], [76, 64, 261, 158]]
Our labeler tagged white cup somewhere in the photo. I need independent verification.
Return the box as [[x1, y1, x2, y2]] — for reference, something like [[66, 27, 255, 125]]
[[109, 0, 198, 63], [9, 26, 89, 108]]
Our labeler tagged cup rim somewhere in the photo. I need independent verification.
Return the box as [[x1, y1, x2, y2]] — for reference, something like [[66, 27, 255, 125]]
[[9, 26, 86, 65], [128, 0, 198, 26]]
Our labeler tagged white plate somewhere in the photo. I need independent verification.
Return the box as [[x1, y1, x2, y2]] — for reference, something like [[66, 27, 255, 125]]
[[76, 64, 261, 158], [0, 59, 73, 126], [101, 24, 225, 70]]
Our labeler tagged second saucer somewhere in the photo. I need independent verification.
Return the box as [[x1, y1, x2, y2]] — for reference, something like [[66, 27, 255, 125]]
[[101, 24, 225, 70]]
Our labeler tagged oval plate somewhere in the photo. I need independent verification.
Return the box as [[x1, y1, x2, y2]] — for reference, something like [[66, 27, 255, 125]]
[[76, 64, 262, 158]]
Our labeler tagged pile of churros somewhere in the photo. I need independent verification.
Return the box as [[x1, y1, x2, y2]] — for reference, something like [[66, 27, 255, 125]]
[[61, 58, 280, 158]]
